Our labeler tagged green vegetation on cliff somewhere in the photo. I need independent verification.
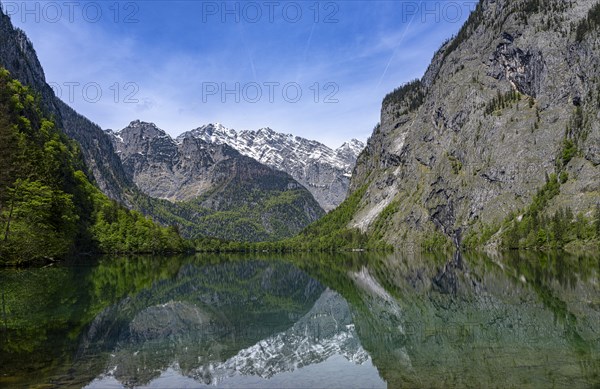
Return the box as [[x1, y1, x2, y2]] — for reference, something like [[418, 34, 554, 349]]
[[501, 174, 599, 250], [132, 186, 321, 243], [191, 184, 391, 252], [575, 1, 600, 41], [464, 174, 600, 251], [484, 90, 522, 115], [383, 79, 425, 113], [285, 183, 372, 250], [0, 69, 189, 265]]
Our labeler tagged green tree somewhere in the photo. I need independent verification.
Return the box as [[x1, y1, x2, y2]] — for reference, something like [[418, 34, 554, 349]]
[[595, 204, 600, 238], [0, 68, 190, 264]]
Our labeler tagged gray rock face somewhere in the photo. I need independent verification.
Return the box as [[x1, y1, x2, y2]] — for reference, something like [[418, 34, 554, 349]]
[[488, 33, 547, 98], [0, 10, 143, 204], [109, 121, 321, 206], [107, 121, 325, 240], [108, 120, 217, 202], [349, 0, 600, 247], [181, 124, 365, 211]]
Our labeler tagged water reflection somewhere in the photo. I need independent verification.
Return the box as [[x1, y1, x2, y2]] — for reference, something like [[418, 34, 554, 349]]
[[325, 251, 600, 388], [82, 259, 379, 388], [0, 251, 598, 388], [85, 288, 382, 389]]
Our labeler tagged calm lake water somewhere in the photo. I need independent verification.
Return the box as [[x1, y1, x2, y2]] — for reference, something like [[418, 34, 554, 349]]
[[0, 251, 598, 388]]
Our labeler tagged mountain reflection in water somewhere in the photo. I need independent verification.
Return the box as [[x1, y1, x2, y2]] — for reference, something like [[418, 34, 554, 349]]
[[0, 251, 598, 388]]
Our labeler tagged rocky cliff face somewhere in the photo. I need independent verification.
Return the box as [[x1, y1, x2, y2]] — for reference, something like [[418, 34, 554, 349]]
[[0, 11, 134, 202], [349, 0, 600, 248], [108, 121, 325, 240], [183, 124, 364, 211]]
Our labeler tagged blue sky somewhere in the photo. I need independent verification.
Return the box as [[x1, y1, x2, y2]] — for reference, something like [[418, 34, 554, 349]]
[[7, 0, 475, 147]]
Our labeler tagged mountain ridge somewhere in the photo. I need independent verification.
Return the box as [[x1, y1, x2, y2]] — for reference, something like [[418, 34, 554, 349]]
[[178, 123, 364, 211], [107, 120, 325, 241], [346, 0, 600, 250]]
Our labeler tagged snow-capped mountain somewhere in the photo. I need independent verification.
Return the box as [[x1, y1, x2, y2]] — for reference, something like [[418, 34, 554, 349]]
[[105, 120, 324, 241], [177, 124, 365, 211], [195, 289, 370, 384]]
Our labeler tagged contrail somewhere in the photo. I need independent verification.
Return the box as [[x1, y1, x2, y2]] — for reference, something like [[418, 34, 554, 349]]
[[376, 0, 421, 90], [238, 22, 258, 81], [294, 22, 317, 83]]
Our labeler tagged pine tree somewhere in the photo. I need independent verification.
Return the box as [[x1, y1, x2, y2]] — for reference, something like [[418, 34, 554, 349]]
[[595, 204, 600, 238]]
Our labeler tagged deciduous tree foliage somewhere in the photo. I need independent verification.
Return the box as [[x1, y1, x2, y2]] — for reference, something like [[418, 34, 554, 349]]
[[500, 174, 600, 250], [0, 69, 190, 264]]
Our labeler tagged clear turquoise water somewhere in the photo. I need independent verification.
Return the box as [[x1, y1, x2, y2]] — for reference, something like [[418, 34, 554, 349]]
[[0, 251, 598, 388]]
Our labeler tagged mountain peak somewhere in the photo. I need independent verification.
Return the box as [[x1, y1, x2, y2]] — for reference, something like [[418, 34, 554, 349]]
[[120, 120, 169, 138], [183, 123, 236, 142], [204, 122, 228, 132], [127, 119, 158, 129], [179, 122, 364, 210], [336, 139, 365, 166], [256, 127, 278, 135], [338, 139, 365, 150]]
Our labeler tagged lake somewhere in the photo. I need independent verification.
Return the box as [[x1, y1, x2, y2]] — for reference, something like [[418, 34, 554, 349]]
[[0, 251, 598, 388]]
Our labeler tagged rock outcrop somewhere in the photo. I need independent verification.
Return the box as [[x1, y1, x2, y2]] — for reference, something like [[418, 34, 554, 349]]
[[348, 0, 600, 248], [182, 124, 364, 211]]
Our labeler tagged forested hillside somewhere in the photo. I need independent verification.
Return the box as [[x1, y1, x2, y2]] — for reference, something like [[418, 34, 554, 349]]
[[0, 69, 189, 265]]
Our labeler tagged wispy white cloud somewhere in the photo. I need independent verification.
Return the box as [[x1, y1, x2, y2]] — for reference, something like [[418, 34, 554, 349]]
[[12, 1, 470, 147]]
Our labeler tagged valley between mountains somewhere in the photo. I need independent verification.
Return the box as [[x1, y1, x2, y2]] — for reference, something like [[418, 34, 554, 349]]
[[104, 119, 363, 241]]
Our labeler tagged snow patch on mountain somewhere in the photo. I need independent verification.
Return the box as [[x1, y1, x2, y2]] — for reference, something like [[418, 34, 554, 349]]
[[178, 123, 365, 211]]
